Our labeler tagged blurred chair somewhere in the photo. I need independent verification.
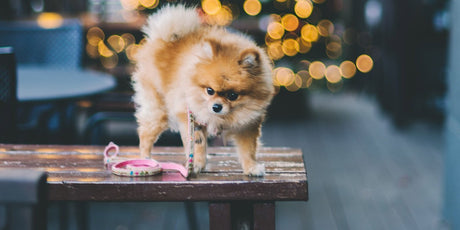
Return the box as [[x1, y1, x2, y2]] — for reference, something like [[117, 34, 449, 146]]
[[0, 18, 82, 69], [0, 19, 83, 143], [0, 168, 48, 230], [83, 111, 138, 145], [0, 46, 17, 143]]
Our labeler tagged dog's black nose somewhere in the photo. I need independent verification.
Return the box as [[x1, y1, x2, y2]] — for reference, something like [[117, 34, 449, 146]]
[[212, 104, 223, 113]]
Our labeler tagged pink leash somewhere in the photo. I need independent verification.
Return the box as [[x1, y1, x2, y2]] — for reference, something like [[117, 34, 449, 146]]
[[103, 142, 189, 178]]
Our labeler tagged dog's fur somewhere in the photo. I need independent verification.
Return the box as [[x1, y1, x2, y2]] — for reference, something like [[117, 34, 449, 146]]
[[132, 5, 275, 176]]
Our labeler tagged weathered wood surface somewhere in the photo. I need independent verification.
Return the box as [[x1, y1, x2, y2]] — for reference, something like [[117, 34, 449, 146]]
[[0, 144, 308, 202]]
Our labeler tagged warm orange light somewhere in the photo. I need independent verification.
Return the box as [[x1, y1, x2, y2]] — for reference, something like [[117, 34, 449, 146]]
[[98, 41, 113, 57], [202, 0, 222, 15], [317, 20, 334, 37], [139, 0, 159, 9], [296, 70, 312, 88], [286, 74, 302, 92], [107, 35, 125, 53], [295, 0, 313, 18], [37, 12, 63, 29], [214, 6, 233, 25], [281, 14, 299, 32], [301, 24, 319, 42], [126, 44, 141, 62], [267, 22, 285, 40], [325, 65, 342, 83], [101, 53, 118, 69], [86, 43, 99, 58], [274, 67, 295, 86], [356, 54, 374, 73], [121, 33, 136, 46], [309, 61, 326, 79], [297, 38, 312, 53], [326, 41, 342, 59], [87, 27, 105, 46], [282, 38, 299, 56], [267, 42, 284, 60], [243, 0, 262, 16], [340, 60, 356, 79]]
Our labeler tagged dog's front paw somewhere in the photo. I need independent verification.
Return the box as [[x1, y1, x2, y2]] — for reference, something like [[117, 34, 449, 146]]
[[192, 158, 206, 174], [244, 163, 265, 177]]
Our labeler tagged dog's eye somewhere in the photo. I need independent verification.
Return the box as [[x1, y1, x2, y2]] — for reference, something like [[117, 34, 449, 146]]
[[206, 87, 215, 95], [227, 92, 239, 101]]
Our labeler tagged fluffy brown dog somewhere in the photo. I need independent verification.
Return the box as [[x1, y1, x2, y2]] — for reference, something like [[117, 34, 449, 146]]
[[132, 5, 275, 176]]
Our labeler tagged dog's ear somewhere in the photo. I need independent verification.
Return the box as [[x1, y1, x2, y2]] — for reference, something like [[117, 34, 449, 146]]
[[196, 41, 213, 60], [238, 49, 261, 76], [196, 39, 222, 60]]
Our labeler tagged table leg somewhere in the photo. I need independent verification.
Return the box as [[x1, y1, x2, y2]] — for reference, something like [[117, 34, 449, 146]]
[[208, 202, 275, 230], [253, 202, 275, 230], [209, 202, 231, 230]]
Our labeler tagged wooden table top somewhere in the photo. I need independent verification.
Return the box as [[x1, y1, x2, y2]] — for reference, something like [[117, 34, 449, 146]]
[[0, 144, 308, 202]]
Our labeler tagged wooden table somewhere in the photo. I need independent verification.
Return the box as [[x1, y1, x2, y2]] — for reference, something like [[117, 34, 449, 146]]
[[0, 144, 308, 230], [17, 66, 116, 102]]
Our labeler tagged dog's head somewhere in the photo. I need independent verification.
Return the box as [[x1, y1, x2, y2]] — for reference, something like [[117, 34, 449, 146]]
[[187, 38, 274, 127]]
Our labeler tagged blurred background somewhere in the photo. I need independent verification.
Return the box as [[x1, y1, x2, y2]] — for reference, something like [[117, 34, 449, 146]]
[[0, 0, 458, 229]]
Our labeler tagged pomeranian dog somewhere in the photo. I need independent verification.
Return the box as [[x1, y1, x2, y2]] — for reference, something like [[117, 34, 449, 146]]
[[132, 5, 275, 176]]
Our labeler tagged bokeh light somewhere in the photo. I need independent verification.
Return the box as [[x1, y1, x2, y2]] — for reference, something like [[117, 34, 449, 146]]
[[100, 52, 118, 69], [286, 73, 302, 92], [296, 70, 313, 88], [274, 67, 295, 86], [107, 35, 125, 53], [126, 44, 141, 62], [325, 65, 342, 83], [326, 42, 342, 59], [267, 42, 284, 60], [267, 22, 285, 39], [340, 60, 357, 79], [87, 27, 105, 46], [244, 0, 262, 16], [282, 38, 299, 56], [206, 5, 233, 26], [202, 0, 222, 15], [97, 41, 114, 58], [37, 12, 63, 29], [281, 14, 299, 32], [295, 0, 313, 18], [309, 61, 326, 79], [86, 43, 99, 58], [317, 20, 334, 37], [301, 24, 319, 42], [121, 33, 136, 46], [297, 38, 312, 53], [139, 0, 159, 9], [356, 54, 374, 73]]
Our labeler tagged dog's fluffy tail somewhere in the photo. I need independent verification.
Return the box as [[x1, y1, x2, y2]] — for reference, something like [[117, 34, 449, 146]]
[[142, 5, 202, 42]]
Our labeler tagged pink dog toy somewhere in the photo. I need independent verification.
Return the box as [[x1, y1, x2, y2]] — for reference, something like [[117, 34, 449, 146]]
[[103, 142, 188, 178]]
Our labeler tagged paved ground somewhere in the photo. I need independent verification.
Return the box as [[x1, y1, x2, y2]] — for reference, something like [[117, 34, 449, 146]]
[[48, 91, 446, 230]]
